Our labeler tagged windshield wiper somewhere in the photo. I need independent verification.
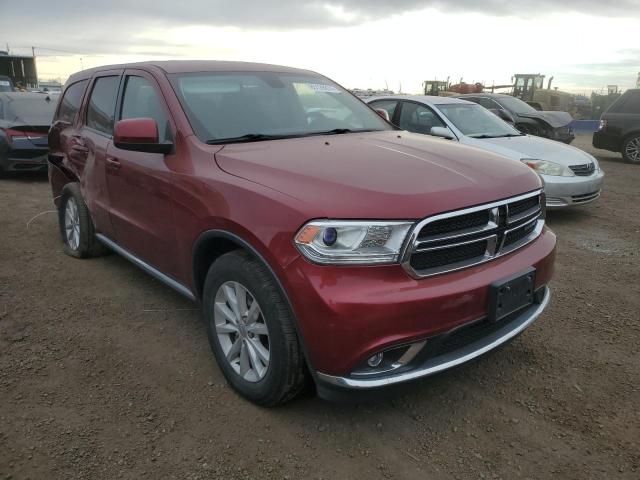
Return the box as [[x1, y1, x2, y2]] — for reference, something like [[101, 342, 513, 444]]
[[468, 133, 524, 139], [206, 133, 298, 144]]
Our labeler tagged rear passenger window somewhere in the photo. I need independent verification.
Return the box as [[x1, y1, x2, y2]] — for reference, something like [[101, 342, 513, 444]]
[[57, 80, 88, 123], [120, 76, 171, 142], [398, 102, 446, 135], [86, 76, 120, 135], [617, 93, 640, 114]]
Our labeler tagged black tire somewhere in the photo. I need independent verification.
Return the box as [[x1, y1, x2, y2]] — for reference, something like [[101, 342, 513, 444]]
[[203, 250, 306, 406], [58, 183, 108, 258], [621, 134, 640, 164]]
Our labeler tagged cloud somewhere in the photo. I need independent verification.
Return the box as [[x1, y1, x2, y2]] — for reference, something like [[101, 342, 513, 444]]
[[2, 0, 639, 33]]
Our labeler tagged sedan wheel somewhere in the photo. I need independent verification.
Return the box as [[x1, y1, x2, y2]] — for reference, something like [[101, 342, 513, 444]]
[[214, 281, 270, 382], [623, 135, 640, 164]]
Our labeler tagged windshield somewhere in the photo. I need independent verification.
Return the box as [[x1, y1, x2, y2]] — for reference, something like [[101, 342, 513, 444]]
[[437, 104, 521, 138], [4, 97, 57, 125], [0, 78, 13, 92], [495, 96, 538, 114], [169, 71, 391, 143]]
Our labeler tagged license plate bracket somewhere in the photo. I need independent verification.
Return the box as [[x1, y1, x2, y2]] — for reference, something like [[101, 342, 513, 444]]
[[488, 267, 535, 322]]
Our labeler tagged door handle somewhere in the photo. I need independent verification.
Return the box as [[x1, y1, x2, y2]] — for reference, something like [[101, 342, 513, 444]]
[[106, 156, 121, 169]]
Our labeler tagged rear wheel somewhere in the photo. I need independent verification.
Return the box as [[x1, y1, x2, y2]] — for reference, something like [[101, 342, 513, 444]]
[[58, 183, 108, 258], [203, 250, 306, 406], [622, 134, 640, 164]]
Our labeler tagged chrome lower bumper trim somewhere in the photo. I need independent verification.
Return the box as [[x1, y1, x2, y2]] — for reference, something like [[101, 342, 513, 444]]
[[317, 287, 551, 389]]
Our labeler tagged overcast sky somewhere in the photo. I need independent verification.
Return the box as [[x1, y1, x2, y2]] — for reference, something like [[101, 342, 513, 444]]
[[2, 1, 639, 93]]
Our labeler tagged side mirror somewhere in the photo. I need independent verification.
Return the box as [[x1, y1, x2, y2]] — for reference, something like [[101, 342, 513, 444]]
[[430, 126, 455, 139], [374, 108, 390, 122], [489, 108, 515, 125], [114, 118, 173, 154]]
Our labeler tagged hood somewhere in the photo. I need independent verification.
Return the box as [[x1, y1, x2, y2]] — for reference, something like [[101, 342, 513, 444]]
[[464, 134, 595, 167], [517, 110, 573, 128], [215, 131, 541, 219]]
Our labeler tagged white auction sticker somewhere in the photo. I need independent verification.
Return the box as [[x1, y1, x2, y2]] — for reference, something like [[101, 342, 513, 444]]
[[307, 83, 341, 93], [0, 80, 10, 86]]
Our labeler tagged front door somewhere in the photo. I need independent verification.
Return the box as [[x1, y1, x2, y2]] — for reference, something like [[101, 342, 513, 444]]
[[105, 70, 180, 279]]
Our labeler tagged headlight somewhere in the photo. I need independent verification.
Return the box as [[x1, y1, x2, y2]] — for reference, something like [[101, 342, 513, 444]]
[[520, 159, 575, 177], [294, 220, 413, 265]]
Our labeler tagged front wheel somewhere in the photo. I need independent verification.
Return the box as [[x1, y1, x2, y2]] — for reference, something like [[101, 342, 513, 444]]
[[622, 134, 640, 164], [203, 250, 306, 406]]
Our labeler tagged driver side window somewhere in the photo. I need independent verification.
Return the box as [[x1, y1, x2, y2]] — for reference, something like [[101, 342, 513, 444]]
[[120, 76, 171, 142], [398, 102, 445, 135]]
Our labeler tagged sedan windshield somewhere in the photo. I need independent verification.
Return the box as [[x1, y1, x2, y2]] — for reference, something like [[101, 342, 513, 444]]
[[437, 104, 522, 138], [169, 72, 391, 143]]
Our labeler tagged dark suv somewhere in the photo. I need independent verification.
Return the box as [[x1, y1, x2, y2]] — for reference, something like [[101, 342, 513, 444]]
[[48, 61, 556, 405], [593, 89, 640, 163]]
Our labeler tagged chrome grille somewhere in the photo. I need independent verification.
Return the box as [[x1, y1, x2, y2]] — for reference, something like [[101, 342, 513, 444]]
[[402, 190, 545, 278], [569, 163, 595, 176]]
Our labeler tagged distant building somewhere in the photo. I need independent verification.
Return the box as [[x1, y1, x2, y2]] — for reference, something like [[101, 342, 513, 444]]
[[636, 72, 640, 88], [0, 53, 38, 88]]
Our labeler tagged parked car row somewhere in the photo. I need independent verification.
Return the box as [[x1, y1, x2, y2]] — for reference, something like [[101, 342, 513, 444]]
[[367, 95, 603, 208], [3, 60, 631, 405]]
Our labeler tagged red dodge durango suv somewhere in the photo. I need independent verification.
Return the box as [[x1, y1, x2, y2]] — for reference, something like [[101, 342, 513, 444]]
[[48, 61, 556, 405]]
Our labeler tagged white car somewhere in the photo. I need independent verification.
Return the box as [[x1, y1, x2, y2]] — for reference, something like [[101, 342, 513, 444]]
[[367, 95, 604, 208]]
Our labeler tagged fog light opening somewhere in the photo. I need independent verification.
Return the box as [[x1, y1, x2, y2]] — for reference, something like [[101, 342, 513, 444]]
[[367, 352, 384, 367]]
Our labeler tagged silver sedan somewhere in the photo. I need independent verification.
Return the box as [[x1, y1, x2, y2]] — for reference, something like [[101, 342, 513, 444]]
[[367, 95, 604, 208]]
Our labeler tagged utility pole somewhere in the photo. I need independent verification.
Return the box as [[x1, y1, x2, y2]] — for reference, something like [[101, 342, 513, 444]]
[[32, 46, 38, 88]]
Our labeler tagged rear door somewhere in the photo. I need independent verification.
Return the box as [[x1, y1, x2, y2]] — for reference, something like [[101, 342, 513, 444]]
[[104, 69, 179, 278], [76, 71, 123, 237]]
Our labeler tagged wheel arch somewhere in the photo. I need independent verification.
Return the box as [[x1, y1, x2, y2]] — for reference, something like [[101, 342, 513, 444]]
[[191, 229, 317, 379]]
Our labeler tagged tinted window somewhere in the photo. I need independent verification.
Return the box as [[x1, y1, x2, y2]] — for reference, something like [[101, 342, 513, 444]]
[[169, 72, 390, 143], [57, 80, 88, 123], [120, 76, 170, 141], [617, 92, 640, 114], [369, 99, 399, 120], [475, 97, 501, 110], [398, 102, 445, 134], [86, 76, 120, 135], [495, 96, 538, 114]]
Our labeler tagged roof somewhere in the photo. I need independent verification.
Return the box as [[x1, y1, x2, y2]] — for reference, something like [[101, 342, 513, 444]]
[[455, 92, 511, 98], [366, 94, 475, 105], [67, 60, 317, 83]]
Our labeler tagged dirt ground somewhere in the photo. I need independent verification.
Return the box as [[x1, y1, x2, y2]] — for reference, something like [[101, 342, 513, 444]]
[[1, 134, 638, 480]]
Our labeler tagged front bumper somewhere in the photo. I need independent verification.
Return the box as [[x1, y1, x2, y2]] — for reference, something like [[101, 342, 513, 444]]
[[543, 170, 604, 208], [283, 227, 556, 382], [318, 286, 550, 390], [593, 131, 618, 152]]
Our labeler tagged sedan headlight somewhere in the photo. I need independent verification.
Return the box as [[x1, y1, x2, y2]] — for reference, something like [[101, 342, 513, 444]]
[[520, 159, 575, 177], [294, 220, 413, 265]]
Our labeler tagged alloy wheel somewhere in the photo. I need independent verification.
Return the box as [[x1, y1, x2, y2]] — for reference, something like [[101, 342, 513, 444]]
[[214, 281, 270, 382], [64, 197, 80, 250], [625, 137, 640, 163]]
